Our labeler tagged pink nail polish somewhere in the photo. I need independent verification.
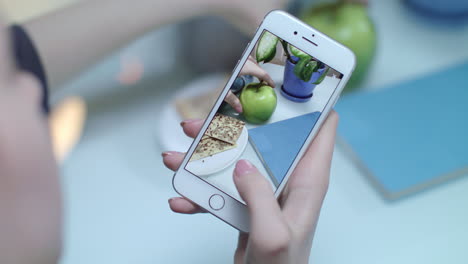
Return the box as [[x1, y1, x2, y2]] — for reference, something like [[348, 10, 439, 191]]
[[180, 119, 198, 127], [162, 151, 179, 157], [162, 152, 172, 157], [234, 160, 256, 178]]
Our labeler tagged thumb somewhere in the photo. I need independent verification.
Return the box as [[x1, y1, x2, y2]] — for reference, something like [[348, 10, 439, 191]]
[[233, 160, 288, 246]]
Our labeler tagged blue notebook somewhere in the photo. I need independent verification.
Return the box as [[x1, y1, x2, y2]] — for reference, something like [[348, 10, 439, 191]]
[[249, 112, 321, 186], [336, 62, 468, 200]]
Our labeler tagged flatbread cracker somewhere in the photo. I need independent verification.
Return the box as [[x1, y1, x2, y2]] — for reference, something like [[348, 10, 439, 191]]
[[190, 136, 237, 161], [206, 113, 245, 145]]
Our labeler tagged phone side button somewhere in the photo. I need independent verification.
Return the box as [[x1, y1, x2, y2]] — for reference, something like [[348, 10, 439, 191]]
[[209, 194, 225, 211]]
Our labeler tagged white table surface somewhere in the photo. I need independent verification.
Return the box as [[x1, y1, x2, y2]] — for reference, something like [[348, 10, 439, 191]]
[[57, 1, 468, 263]]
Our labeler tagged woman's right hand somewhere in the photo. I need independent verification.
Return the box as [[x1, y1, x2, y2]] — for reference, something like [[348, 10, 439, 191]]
[[163, 111, 339, 263], [240, 56, 275, 88]]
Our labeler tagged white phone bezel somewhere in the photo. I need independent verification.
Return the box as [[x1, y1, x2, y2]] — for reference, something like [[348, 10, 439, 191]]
[[172, 10, 356, 233]]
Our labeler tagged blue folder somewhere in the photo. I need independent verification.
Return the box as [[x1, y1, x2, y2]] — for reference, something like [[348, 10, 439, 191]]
[[249, 112, 321, 186], [336, 62, 468, 200]]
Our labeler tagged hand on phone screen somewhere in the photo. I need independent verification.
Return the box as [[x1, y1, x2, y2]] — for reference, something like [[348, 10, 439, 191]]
[[162, 111, 338, 264], [241, 56, 276, 88], [225, 56, 276, 113]]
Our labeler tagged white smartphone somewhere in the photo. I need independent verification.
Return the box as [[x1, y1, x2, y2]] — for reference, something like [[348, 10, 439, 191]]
[[172, 10, 356, 232]]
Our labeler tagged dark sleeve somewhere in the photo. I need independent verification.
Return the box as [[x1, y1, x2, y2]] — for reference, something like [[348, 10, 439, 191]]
[[10, 25, 49, 114]]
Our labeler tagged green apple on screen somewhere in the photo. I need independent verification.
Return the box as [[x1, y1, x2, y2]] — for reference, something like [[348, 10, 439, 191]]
[[240, 83, 277, 124]]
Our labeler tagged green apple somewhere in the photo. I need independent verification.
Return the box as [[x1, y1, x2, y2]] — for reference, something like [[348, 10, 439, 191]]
[[240, 83, 277, 124], [301, 2, 376, 91]]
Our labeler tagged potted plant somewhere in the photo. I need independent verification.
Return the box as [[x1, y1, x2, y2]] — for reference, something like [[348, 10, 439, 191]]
[[256, 32, 329, 102]]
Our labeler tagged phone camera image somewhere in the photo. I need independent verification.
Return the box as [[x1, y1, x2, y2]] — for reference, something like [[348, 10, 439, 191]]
[[185, 30, 345, 203]]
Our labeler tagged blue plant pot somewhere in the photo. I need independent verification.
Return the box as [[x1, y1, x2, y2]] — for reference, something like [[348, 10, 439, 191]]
[[404, 0, 468, 24], [281, 58, 326, 102]]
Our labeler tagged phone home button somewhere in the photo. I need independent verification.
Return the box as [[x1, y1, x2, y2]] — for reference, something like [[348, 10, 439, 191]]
[[209, 194, 225, 211]]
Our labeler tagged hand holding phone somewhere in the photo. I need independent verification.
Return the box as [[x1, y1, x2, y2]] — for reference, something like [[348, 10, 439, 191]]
[[163, 111, 338, 263], [169, 11, 355, 233]]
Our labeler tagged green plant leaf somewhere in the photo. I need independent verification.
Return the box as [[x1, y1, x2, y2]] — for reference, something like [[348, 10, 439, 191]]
[[293, 56, 309, 80], [313, 61, 323, 72], [256, 32, 279, 63], [302, 60, 317, 82], [281, 40, 293, 63], [313, 66, 330, 85], [289, 44, 309, 59]]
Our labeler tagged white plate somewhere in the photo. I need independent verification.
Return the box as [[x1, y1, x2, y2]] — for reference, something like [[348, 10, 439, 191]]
[[157, 74, 226, 152], [185, 127, 249, 176]]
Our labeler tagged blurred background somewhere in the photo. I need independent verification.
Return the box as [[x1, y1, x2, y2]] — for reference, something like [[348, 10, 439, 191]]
[[1, 0, 468, 263]]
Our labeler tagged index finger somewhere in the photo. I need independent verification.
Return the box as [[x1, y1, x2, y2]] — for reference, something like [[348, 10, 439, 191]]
[[240, 60, 276, 88], [181, 119, 204, 138]]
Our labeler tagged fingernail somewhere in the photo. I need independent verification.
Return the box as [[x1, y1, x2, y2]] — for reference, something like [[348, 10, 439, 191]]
[[169, 197, 182, 204], [180, 119, 198, 127], [168, 197, 179, 202], [162, 151, 177, 157], [235, 105, 243, 113], [234, 160, 256, 178]]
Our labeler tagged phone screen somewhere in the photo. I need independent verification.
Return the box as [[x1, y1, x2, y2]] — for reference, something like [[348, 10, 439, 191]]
[[184, 30, 344, 202]]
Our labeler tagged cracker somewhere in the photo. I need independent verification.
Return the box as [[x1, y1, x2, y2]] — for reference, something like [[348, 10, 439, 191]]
[[206, 113, 245, 145], [190, 136, 237, 161]]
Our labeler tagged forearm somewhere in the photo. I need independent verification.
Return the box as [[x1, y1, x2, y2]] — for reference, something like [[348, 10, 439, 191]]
[[24, 0, 221, 90]]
